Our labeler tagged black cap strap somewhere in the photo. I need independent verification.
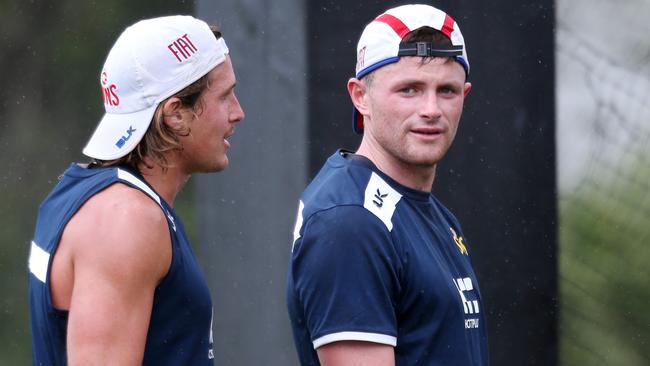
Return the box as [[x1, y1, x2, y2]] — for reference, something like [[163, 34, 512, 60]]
[[398, 42, 463, 57]]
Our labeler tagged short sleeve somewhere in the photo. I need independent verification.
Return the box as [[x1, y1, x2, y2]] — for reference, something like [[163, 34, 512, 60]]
[[290, 205, 402, 349]]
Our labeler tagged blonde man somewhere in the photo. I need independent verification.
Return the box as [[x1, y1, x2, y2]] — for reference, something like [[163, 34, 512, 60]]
[[29, 15, 244, 365]]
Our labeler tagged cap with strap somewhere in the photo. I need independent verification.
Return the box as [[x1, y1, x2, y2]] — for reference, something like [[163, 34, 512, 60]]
[[352, 4, 469, 134]]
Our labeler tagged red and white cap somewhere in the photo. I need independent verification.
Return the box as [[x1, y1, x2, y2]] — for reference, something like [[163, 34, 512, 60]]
[[83, 15, 229, 160], [353, 4, 469, 134]]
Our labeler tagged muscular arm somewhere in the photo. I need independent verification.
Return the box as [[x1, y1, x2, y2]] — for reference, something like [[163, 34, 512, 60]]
[[52, 184, 171, 365], [317, 341, 395, 366]]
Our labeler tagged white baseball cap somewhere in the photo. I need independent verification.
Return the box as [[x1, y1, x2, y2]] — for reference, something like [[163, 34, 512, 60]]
[[353, 4, 469, 134], [83, 15, 230, 160]]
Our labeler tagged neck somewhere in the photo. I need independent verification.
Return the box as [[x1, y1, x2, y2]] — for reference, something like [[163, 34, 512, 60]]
[[356, 139, 436, 192], [136, 157, 190, 206]]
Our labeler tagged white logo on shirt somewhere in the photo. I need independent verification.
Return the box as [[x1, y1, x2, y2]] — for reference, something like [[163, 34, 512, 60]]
[[453, 277, 481, 329], [363, 173, 402, 231]]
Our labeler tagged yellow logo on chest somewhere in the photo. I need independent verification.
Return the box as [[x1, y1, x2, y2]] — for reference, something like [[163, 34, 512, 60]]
[[450, 227, 468, 255]]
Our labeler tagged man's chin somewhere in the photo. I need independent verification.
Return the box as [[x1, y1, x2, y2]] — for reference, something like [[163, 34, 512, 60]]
[[403, 153, 443, 168], [213, 157, 229, 172], [414, 149, 448, 166], [196, 157, 229, 174]]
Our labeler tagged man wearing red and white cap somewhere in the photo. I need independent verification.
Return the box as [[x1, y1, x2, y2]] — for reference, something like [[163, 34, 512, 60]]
[[287, 4, 488, 365], [28, 15, 244, 365]]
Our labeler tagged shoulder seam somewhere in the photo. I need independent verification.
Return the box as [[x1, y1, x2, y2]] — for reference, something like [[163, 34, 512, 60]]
[[301, 204, 393, 237]]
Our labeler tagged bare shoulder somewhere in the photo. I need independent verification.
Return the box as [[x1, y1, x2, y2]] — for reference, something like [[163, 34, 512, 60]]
[[63, 182, 172, 283], [59, 182, 173, 363]]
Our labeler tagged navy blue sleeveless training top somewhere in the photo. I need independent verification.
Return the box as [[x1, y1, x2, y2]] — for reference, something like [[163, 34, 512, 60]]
[[28, 164, 214, 365]]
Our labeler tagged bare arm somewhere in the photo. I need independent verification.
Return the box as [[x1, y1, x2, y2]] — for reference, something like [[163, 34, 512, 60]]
[[55, 184, 171, 365], [317, 341, 395, 366]]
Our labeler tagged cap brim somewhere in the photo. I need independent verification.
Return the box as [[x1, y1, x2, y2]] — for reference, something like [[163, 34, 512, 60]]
[[82, 106, 156, 160], [352, 106, 364, 134]]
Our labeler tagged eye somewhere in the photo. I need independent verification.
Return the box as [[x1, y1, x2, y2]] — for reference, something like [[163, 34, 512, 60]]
[[399, 86, 416, 94], [439, 85, 460, 96], [219, 89, 234, 102]]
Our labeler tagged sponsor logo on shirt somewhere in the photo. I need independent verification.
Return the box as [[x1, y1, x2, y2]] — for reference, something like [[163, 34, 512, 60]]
[[373, 189, 388, 208], [165, 209, 177, 232], [453, 277, 481, 329], [449, 227, 468, 255], [208, 308, 214, 359]]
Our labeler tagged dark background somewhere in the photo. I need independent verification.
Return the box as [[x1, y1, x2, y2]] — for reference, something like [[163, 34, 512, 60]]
[[306, 1, 556, 365], [308, 1, 557, 365]]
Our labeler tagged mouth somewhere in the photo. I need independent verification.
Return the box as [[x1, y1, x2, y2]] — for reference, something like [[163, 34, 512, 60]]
[[410, 126, 444, 138], [224, 130, 235, 148]]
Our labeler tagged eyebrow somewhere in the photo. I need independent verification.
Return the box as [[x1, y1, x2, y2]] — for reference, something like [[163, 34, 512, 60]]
[[395, 78, 427, 86], [214, 82, 236, 98], [395, 77, 463, 87]]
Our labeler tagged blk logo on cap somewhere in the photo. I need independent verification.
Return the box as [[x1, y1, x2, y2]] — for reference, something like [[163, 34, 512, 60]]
[[115, 126, 136, 148]]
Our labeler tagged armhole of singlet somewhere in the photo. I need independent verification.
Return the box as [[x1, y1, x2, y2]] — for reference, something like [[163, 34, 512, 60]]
[[116, 169, 163, 208], [115, 168, 177, 286]]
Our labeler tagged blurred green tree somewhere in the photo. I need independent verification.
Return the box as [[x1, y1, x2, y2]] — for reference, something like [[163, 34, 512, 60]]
[[560, 153, 650, 365]]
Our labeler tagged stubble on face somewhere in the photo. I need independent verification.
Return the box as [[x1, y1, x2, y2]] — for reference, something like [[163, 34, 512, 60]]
[[178, 57, 243, 174], [359, 57, 469, 188]]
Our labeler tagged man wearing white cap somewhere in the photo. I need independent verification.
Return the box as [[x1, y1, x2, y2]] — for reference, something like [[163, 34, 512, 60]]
[[28, 15, 244, 365], [287, 4, 488, 365]]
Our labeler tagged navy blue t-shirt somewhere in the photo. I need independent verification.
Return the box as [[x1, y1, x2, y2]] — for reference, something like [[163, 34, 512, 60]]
[[28, 164, 214, 365], [287, 151, 489, 365]]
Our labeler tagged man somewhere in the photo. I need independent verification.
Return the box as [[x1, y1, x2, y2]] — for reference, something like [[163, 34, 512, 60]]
[[287, 4, 488, 365], [28, 15, 244, 365]]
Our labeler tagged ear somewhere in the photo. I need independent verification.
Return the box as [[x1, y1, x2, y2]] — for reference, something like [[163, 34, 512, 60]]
[[463, 82, 472, 97], [347, 78, 370, 116], [161, 97, 188, 130]]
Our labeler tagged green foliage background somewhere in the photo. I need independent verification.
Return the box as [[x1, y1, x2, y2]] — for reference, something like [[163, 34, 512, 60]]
[[0, 1, 196, 363], [559, 153, 650, 365]]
